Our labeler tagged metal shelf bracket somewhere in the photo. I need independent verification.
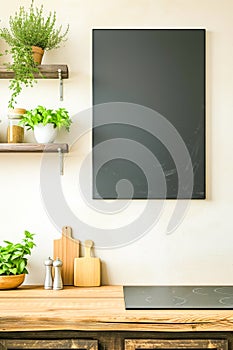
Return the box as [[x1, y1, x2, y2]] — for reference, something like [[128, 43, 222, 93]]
[[58, 69, 63, 101], [57, 147, 64, 175]]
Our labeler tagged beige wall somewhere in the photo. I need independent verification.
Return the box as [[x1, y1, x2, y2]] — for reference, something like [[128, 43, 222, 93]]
[[0, 0, 233, 285]]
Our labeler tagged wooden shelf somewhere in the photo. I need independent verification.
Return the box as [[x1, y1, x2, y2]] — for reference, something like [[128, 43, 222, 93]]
[[0, 64, 69, 79], [0, 143, 69, 153]]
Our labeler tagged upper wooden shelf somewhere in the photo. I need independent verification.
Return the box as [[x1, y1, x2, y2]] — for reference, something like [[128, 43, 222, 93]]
[[0, 143, 69, 153], [0, 64, 69, 79]]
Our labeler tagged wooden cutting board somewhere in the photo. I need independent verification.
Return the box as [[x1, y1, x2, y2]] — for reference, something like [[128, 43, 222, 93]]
[[53, 226, 80, 285], [74, 240, 101, 287]]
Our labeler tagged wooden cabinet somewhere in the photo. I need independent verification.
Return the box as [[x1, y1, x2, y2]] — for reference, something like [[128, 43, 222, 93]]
[[0, 332, 231, 350], [0, 339, 98, 350], [124, 339, 228, 350]]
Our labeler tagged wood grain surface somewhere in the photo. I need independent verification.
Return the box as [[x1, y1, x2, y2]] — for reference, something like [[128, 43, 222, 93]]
[[0, 65, 69, 79], [53, 226, 80, 285], [0, 339, 98, 350], [0, 143, 68, 153], [0, 286, 233, 332], [74, 240, 101, 287], [1, 286, 233, 332], [124, 339, 228, 350]]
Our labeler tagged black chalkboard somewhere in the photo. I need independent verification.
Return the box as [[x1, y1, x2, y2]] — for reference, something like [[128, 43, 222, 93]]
[[93, 29, 205, 199]]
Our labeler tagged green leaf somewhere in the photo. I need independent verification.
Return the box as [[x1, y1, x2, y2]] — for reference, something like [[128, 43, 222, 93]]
[[9, 268, 17, 275], [3, 240, 14, 246], [11, 253, 23, 260], [18, 260, 26, 273], [24, 231, 34, 239]]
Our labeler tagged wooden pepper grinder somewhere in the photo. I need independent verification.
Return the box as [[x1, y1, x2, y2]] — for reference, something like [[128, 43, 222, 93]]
[[44, 257, 53, 290], [53, 257, 63, 290]]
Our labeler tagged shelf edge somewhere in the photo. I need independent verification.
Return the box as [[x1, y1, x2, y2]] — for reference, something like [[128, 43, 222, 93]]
[[0, 64, 69, 79], [0, 143, 69, 153]]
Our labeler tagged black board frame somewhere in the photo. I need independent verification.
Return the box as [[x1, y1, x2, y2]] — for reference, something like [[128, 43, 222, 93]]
[[92, 28, 206, 200]]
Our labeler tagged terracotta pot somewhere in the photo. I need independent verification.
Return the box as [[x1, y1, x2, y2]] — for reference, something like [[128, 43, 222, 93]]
[[0, 274, 25, 290], [32, 46, 44, 64]]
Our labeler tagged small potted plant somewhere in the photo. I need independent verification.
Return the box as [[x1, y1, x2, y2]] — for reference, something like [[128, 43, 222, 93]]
[[20, 105, 72, 143], [0, 0, 69, 108], [0, 230, 36, 290]]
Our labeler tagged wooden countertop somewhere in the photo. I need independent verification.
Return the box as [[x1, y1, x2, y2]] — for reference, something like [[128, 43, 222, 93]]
[[1, 285, 233, 332]]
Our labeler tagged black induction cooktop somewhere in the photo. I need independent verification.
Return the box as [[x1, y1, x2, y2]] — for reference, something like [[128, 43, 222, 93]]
[[123, 286, 233, 309]]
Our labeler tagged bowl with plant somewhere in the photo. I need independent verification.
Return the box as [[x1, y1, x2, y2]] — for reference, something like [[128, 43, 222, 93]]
[[0, 0, 69, 108], [0, 230, 36, 290], [20, 105, 72, 143]]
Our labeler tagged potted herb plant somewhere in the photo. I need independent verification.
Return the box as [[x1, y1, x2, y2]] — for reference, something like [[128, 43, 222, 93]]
[[20, 105, 72, 143], [0, 230, 36, 290], [0, 0, 69, 108]]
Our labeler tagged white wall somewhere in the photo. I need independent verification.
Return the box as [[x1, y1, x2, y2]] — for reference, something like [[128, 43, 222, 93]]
[[0, 0, 233, 286]]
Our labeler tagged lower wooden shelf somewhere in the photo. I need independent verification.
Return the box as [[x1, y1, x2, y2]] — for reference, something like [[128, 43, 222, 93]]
[[0, 143, 68, 153]]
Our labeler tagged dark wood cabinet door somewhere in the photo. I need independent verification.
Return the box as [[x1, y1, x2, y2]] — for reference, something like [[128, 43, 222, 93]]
[[0, 339, 98, 350], [124, 339, 228, 350]]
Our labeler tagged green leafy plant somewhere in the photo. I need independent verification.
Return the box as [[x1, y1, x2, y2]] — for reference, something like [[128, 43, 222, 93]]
[[0, 0, 69, 108], [20, 105, 72, 131], [0, 231, 36, 276], [5, 46, 41, 109], [0, 1, 69, 50]]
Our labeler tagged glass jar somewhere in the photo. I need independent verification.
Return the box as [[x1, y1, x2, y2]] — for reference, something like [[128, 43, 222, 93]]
[[7, 108, 26, 143]]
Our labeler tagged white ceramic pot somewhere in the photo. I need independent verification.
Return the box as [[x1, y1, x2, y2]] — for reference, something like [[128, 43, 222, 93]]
[[34, 123, 57, 143]]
